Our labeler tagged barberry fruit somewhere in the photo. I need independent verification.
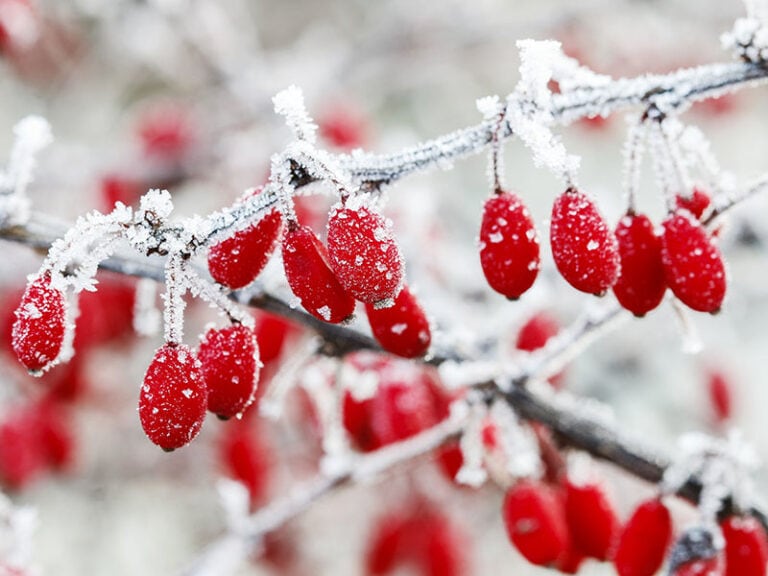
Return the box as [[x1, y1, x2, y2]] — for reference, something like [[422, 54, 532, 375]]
[[614, 498, 673, 576], [138, 343, 207, 451], [515, 311, 564, 387], [613, 212, 667, 316], [136, 103, 194, 161], [661, 209, 726, 313], [253, 310, 296, 363], [326, 203, 404, 306], [12, 274, 67, 374], [676, 187, 712, 220], [282, 223, 355, 323], [365, 513, 411, 575], [198, 324, 260, 419], [550, 187, 620, 295], [219, 420, 272, 508], [721, 515, 768, 576], [365, 284, 431, 358], [564, 478, 620, 561], [707, 368, 733, 424], [478, 190, 540, 299]]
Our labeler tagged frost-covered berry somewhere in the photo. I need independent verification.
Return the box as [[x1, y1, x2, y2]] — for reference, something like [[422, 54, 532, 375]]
[[564, 478, 620, 561], [502, 480, 569, 566], [676, 187, 712, 220], [479, 190, 540, 299], [613, 212, 667, 316], [365, 285, 431, 358], [326, 203, 404, 306], [282, 223, 355, 324], [661, 209, 726, 313], [12, 274, 67, 374], [721, 516, 768, 576], [139, 343, 207, 451], [613, 498, 672, 576], [207, 203, 283, 289], [198, 324, 260, 420], [550, 187, 620, 295]]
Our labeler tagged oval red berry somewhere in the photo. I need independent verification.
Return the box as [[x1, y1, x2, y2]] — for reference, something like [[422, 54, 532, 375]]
[[139, 343, 207, 451], [479, 191, 540, 299], [722, 516, 768, 576], [614, 498, 673, 576], [564, 479, 620, 561], [365, 285, 431, 358], [675, 187, 712, 220]]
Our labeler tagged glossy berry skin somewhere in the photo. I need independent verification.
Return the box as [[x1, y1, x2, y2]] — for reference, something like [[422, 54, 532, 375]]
[[479, 191, 540, 299], [502, 480, 569, 567], [139, 344, 207, 451], [207, 209, 283, 289], [613, 212, 667, 316], [661, 209, 726, 313], [282, 223, 355, 323], [614, 498, 673, 576], [721, 516, 768, 576], [12, 274, 67, 374], [550, 187, 620, 295], [564, 479, 620, 561], [365, 284, 431, 358], [676, 187, 712, 220], [198, 324, 260, 419], [326, 204, 404, 305]]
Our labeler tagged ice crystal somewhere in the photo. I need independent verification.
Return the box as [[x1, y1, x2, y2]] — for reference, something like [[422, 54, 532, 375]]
[[272, 85, 318, 144], [491, 400, 542, 480], [455, 400, 488, 487]]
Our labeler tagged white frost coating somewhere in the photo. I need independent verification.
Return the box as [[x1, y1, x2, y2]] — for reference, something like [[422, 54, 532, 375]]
[[455, 400, 488, 487], [272, 85, 318, 144], [476, 95, 502, 120], [338, 361, 379, 401], [161, 254, 188, 345], [184, 267, 253, 327], [723, 14, 768, 63], [0, 491, 37, 572], [491, 400, 542, 480]]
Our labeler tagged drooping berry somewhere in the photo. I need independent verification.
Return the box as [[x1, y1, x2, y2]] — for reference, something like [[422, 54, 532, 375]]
[[365, 284, 431, 358], [707, 368, 733, 424], [282, 223, 355, 324], [661, 209, 726, 313], [721, 516, 768, 576], [668, 525, 724, 576], [550, 187, 620, 295], [326, 203, 404, 306], [207, 201, 283, 289], [12, 274, 67, 374], [198, 324, 260, 419], [253, 310, 297, 363], [139, 343, 207, 451], [614, 498, 673, 576], [219, 420, 272, 509], [613, 212, 667, 316], [478, 190, 540, 299], [502, 480, 569, 567], [564, 478, 620, 561], [676, 187, 712, 220]]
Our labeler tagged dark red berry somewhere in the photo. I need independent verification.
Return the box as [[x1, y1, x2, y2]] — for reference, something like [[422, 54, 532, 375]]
[[613, 212, 667, 316], [326, 203, 404, 305], [502, 480, 569, 566], [707, 368, 733, 424], [661, 209, 726, 313], [365, 284, 431, 358], [722, 516, 768, 576], [550, 187, 620, 295], [564, 479, 620, 561], [12, 274, 67, 374], [479, 190, 540, 299], [282, 223, 355, 323], [199, 324, 260, 419], [676, 187, 712, 220], [614, 498, 673, 576], [139, 343, 207, 451]]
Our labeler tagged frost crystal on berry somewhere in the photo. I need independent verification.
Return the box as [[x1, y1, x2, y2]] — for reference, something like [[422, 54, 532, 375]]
[[365, 284, 431, 358]]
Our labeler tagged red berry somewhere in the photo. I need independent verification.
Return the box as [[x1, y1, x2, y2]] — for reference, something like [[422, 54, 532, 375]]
[[564, 479, 620, 561], [136, 103, 194, 161], [661, 209, 726, 313], [365, 513, 412, 575], [208, 205, 283, 289], [515, 312, 564, 387], [282, 223, 356, 323], [319, 107, 368, 149], [503, 480, 569, 566], [614, 498, 673, 576], [99, 174, 143, 211], [722, 516, 768, 576], [198, 324, 260, 419], [34, 401, 75, 471], [0, 408, 45, 489], [253, 310, 296, 363], [418, 513, 467, 576], [479, 190, 540, 299], [326, 203, 404, 305], [12, 274, 67, 374], [676, 187, 712, 220], [707, 369, 733, 424], [219, 420, 271, 508], [550, 187, 620, 295], [612, 212, 667, 316], [138, 343, 207, 451], [365, 284, 431, 358]]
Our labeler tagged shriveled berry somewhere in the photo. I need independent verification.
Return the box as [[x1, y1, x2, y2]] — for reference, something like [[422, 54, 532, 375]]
[[282, 223, 355, 323], [614, 498, 673, 576], [550, 187, 620, 295], [721, 516, 768, 576], [199, 324, 260, 419], [139, 343, 207, 451], [207, 206, 283, 289], [661, 209, 726, 313], [365, 284, 431, 358], [326, 203, 404, 305], [12, 274, 67, 374], [707, 368, 733, 424], [613, 212, 667, 316], [479, 191, 540, 299], [676, 187, 712, 220], [564, 479, 620, 561], [502, 480, 569, 566]]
